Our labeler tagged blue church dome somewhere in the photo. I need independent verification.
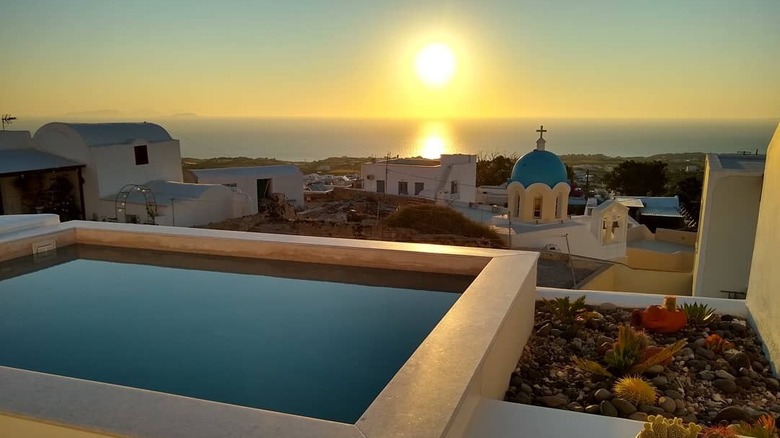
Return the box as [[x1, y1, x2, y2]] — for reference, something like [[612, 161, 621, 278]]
[[510, 149, 569, 188]]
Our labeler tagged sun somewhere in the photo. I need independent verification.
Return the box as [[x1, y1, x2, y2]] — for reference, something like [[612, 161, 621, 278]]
[[415, 43, 456, 88]]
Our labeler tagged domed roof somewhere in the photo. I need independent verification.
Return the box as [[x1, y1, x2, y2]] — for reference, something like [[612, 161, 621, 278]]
[[510, 149, 569, 188]]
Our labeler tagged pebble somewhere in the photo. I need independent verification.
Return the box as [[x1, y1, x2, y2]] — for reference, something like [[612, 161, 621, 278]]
[[628, 412, 648, 422], [658, 396, 676, 413], [536, 323, 552, 337], [599, 302, 617, 311], [550, 329, 563, 337], [585, 404, 601, 414], [715, 406, 751, 423], [753, 361, 765, 372], [520, 383, 533, 394], [730, 321, 748, 333], [538, 395, 568, 408], [594, 388, 613, 401], [712, 393, 723, 402], [645, 364, 665, 375], [715, 369, 736, 380], [567, 402, 584, 412], [651, 376, 669, 387], [596, 335, 614, 345], [554, 338, 567, 346], [767, 378, 780, 390], [570, 338, 583, 350], [639, 404, 665, 415], [611, 398, 637, 416], [665, 390, 684, 400], [713, 379, 738, 394], [693, 338, 707, 348], [675, 399, 686, 411], [600, 400, 618, 417], [695, 347, 716, 360], [700, 371, 715, 381]]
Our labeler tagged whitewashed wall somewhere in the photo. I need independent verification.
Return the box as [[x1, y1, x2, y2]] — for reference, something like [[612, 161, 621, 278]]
[[747, 124, 780, 370], [694, 157, 763, 298]]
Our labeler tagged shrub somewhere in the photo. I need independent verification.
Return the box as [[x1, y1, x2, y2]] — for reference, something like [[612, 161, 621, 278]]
[[681, 302, 715, 326]]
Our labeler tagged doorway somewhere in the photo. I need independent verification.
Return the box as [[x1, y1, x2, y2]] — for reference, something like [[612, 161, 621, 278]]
[[256, 178, 271, 210]]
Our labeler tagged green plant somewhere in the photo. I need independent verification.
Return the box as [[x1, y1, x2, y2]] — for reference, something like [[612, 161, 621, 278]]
[[542, 295, 587, 325], [731, 415, 778, 438], [636, 415, 702, 438], [613, 376, 656, 406], [573, 325, 686, 377], [681, 302, 715, 325]]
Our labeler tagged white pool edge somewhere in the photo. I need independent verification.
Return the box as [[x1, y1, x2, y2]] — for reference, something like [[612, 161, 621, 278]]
[[0, 219, 539, 438]]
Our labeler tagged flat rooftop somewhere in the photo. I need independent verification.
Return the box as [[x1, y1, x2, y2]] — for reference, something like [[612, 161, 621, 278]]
[[709, 153, 765, 174], [628, 239, 694, 254]]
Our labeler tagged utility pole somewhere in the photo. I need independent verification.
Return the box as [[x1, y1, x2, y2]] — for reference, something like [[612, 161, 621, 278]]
[[584, 168, 590, 198], [170, 197, 176, 226]]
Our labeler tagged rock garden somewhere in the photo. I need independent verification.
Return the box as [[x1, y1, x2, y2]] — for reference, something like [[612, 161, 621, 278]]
[[505, 295, 780, 437]]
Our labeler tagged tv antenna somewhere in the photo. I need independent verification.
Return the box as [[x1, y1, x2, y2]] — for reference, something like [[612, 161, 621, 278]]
[[1, 114, 17, 130]]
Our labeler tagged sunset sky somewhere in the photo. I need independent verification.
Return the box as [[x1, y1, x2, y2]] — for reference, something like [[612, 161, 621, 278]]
[[2, 0, 778, 119]]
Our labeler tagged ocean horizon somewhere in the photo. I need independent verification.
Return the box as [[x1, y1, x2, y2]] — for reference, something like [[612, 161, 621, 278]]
[[14, 117, 779, 162]]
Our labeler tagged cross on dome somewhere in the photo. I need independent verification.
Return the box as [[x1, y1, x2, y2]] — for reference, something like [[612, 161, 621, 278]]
[[535, 125, 547, 151]]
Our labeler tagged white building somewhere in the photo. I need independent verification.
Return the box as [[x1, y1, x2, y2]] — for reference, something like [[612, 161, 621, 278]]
[[692, 153, 765, 298], [32, 122, 251, 226], [361, 154, 476, 203], [185, 165, 305, 212]]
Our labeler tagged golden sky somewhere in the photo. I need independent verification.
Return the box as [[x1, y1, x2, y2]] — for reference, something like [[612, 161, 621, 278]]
[[1, 1, 778, 119]]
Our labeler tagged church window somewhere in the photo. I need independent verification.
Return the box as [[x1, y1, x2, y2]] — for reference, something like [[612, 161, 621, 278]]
[[533, 195, 542, 219], [450, 181, 458, 194], [134, 145, 149, 165], [555, 194, 562, 219]]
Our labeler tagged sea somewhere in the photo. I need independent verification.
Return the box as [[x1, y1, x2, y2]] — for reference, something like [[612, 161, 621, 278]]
[[14, 117, 779, 161]]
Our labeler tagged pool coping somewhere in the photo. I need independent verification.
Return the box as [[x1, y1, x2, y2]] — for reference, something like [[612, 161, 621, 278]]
[[0, 220, 539, 438]]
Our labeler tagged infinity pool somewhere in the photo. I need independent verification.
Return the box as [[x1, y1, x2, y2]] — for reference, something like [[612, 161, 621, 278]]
[[0, 245, 468, 423]]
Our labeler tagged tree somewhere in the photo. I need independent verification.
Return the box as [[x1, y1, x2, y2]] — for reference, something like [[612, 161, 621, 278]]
[[476, 154, 516, 186], [604, 160, 668, 196]]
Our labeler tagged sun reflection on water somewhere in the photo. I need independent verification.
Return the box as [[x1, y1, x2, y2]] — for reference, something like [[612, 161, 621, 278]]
[[414, 122, 455, 159]]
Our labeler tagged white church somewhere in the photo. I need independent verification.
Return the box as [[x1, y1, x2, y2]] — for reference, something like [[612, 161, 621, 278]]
[[493, 126, 630, 260]]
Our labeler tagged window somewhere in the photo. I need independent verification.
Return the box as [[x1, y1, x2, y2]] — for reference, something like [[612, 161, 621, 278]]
[[555, 194, 562, 219], [134, 145, 149, 165], [533, 195, 542, 219], [398, 181, 408, 195], [377, 180, 385, 193], [414, 182, 424, 195], [450, 181, 458, 194]]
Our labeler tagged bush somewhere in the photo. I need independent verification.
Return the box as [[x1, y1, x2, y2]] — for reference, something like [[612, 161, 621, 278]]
[[385, 204, 503, 242]]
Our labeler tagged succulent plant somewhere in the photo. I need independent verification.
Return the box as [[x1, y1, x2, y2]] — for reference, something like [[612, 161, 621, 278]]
[[635, 415, 702, 438], [731, 414, 778, 438], [613, 376, 656, 406], [705, 334, 735, 354], [573, 325, 686, 377], [542, 295, 587, 325], [701, 426, 739, 438], [681, 302, 715, 325]]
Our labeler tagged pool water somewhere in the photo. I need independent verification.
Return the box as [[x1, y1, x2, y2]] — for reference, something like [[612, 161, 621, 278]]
[[0, 246, 466, 423]]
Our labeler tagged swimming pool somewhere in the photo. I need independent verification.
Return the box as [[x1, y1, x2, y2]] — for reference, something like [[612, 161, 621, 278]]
[[0, 245, 469, 423]]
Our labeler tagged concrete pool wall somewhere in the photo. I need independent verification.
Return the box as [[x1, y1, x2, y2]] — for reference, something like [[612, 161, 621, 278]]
[[0, 217, 538, 438]]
